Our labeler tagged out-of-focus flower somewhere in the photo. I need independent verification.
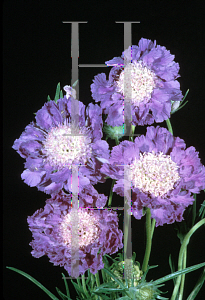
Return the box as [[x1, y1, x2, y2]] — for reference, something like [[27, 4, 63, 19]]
[[27, 192, 123, 278], [100, 126, 205, 226], [12, 92, 110, 196], [91, 38, 183, 127]]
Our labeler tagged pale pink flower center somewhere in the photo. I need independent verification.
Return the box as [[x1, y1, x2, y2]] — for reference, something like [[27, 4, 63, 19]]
[[42, 124, 92, 169], [116, 61, 156, 105], [59, 210, 101, 248], [129, 151, 180, 197]]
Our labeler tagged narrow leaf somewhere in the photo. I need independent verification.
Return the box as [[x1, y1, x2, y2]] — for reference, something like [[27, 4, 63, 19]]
[[70, 280, 84, 298], [55, 287, 72, 300], [198, 200, 205, 219], [47, 95, 51, 101], [153, 262, 205, 285], [169, 254, 176, 284], [54, 82, 61, 102], [102, 267, 127, 291], [62, 273, 70, 298], [60, 90, 63, 99], [6, 266, 59, 300]]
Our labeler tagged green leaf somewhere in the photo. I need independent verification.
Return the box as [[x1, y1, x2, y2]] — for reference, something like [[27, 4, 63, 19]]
[[102, 267, 128, 291], [198, 200, 205, 219], [6, 267, 59, 300], [153, 262, 205, 285], [54, 82, 61, 102], [47, 95, 51, 101], [70, 279, 85, 299], [171, 89, 189, 114], [85, 270, 91, 286], [168, 254, 176, 285], [62, 273, 70, 298], [55, 287, 72, 300], [140, 265, 158, 282], [60, 90, 63, 99]]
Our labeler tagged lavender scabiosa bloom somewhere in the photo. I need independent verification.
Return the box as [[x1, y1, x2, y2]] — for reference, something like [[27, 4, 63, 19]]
[[27, 192, 123, 277], [12, 91, 110, 196], [100, 126, 205, 226], [91, 38, 183, 127]]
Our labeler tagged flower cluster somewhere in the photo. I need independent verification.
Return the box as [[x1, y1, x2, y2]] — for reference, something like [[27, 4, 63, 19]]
[[12, 38, 205, 286]]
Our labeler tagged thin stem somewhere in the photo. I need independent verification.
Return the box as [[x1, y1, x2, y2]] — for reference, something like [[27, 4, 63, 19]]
[[82, 274, 89, 298], [101, 269, 107, 283], [108, 179, 116, 207], [178, 247, 187, 300], [95, 272, 100, 287], [171, 218, 205, 300], [142, 208, 152, 273], [91, 274, 97, 300], [166, 118, 173, 135], [151, 218, 156, 240], [95, 272, 102, 300]]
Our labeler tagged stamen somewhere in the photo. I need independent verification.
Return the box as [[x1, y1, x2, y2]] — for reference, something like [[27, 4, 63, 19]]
[[129, 151, 180, 197], [42, 124, 92, 169], [59, 210, 101, 248], [116, 61, 156, 105]]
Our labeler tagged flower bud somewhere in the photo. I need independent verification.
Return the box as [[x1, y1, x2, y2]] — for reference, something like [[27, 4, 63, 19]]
[[171, 100, 180, 113]]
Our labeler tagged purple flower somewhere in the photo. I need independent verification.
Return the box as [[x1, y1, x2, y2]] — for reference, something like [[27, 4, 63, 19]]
[[27, 192, 123, 277], [12, 95, 110, 196], [91, 38, 183, 127], [100, 126, 205, 226]]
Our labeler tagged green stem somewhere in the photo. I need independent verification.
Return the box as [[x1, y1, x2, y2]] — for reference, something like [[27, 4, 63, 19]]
[[101, 269, 107, 283], [95, 272, 102, 300], [166, 118, 173, 135], [95, 272, 100, 287], [142, 208, 152, 273], [178, 247, 187, 300], [171, 218, 205, 300], [82, 274, 89, 298], [91, 274, 97, 300], [151, 218, 156, 240], [108, 179, 116, 207]]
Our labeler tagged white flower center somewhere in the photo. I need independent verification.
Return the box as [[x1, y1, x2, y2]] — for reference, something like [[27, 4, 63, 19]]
[[43, 124, 92, 169], [59, 210, 101, 248], [129, 151, 180, 197], [116, 61, 156, 105]]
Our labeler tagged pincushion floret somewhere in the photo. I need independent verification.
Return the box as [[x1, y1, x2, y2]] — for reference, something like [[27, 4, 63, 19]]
[[12, 91, 110, 196], [100, 126, 205, 226], [27, 192, 123, 278], [91, 38, 183, 127]]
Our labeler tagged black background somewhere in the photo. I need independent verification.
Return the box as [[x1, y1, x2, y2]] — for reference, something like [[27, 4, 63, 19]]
[[3, 1, 205, 299]]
